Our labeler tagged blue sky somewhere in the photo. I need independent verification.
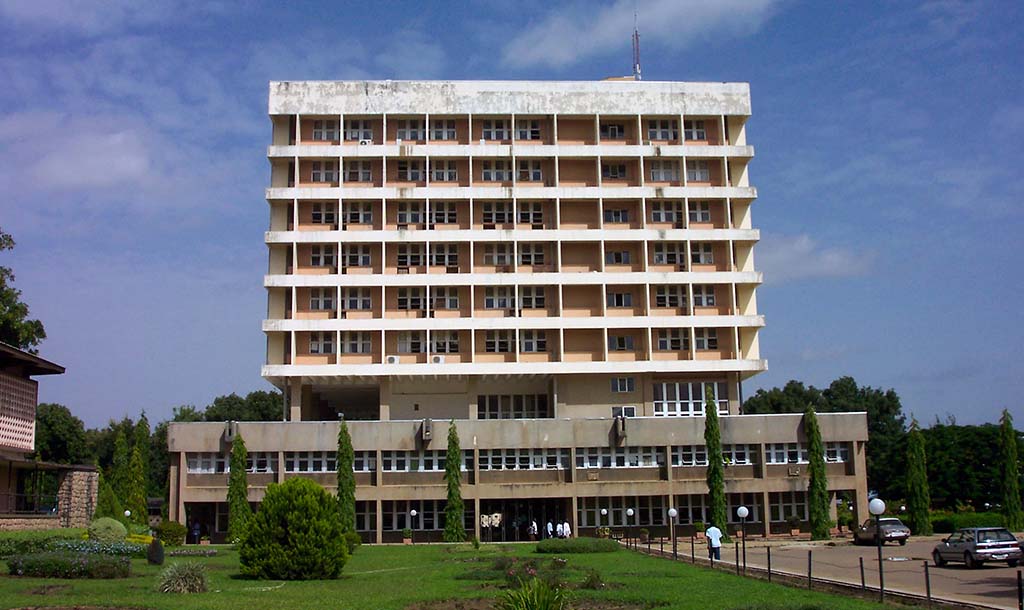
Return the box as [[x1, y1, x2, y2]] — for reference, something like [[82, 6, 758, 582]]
[[1, 0, 1021, 427]]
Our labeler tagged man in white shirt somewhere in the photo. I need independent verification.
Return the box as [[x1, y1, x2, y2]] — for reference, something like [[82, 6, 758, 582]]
[[556, 521, 564, 538], [562, 520, 572, 538], [705, 523, 723, 560], [546, 520, 554, 539]]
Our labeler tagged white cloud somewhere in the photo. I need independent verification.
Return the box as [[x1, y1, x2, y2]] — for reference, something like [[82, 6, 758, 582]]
[[374, 29, 446, 78], [0, 0, 215, 36], [758, 234, 874, 285], [501, 0, 779, 69]]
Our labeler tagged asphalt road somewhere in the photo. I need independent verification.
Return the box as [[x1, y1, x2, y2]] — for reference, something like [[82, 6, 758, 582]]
[[639, 535, 1022, 609]]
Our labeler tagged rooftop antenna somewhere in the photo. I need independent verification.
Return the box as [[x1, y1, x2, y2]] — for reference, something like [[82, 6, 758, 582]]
[[632, 7, 642, 81]]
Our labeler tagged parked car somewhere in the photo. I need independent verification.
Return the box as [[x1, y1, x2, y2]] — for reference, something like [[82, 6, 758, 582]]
[[853, 517, 911, 546], [932, 527, 1022, 568]]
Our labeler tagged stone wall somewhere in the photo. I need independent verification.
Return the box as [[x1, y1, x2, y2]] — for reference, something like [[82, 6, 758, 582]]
[[0, 516, 60, 531], [58, 469, 98, 528]]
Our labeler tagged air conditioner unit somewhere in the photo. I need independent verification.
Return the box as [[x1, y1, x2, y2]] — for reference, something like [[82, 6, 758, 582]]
[[224, 421, 239, 442], [431, 355, 445, 364], [397, 267, 410, 274], [386, 355, 400, 364], [446, 266, 459, 274], [531, 223, 544, 230], [359, 139, 371, 145], [421, 418, 433, 441], [396, 138, 403, 145], [614, 415, 626, 441], [483, 223, 495, 230], [397, 223, 408, 229]]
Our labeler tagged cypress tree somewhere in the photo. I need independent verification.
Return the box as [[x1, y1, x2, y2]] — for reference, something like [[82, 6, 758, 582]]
[[227, 434, 254, 543], [125, 444, 148, 526], [999, 409, 1023, 531], [905, 418, 932, 535], [703, 383, 727, 538], [336, 420, 356, 533], [133, 412, 150, 477], [110, 429, 130, 507], [93, 470, 123, 520], [805, 406, 830, 540], [443, 420, 467, 542]]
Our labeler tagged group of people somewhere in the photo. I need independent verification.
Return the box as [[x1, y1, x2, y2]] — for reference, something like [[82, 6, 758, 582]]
[[526, 519, 573, 540]]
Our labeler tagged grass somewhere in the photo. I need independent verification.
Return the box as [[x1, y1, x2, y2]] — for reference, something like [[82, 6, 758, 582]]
[[0, 542, 890, 610]]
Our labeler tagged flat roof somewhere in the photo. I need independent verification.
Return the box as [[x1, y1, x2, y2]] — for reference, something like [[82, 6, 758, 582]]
[[0, 342, 64, 376]]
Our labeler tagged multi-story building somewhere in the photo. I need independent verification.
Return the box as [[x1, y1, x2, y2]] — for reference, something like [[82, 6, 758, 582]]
[[167, 80, 868, 542]]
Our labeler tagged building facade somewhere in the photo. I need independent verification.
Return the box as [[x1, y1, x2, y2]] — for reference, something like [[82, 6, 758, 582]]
[[167, 80, 869, 542]]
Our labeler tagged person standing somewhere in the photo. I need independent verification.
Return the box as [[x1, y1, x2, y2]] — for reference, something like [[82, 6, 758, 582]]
[[705, 522, 723, 561], [556, 521, 564, 538], [546, 519, 554, 539], [562, 520, 572, 539], [528, 519, 538, 541]]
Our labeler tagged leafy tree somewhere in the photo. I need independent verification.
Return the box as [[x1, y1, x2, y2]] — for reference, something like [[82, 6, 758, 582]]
[[227, 434, 254, 543], [742, 380, 826, 415], [336, 420, 355, 533], [125, 444, 148, 525], [0, 228, 46, 352], [443, 420, 467, 542], [34, 403, 90, 464], [204, 391, 283, 422], [804, 406, 830, 540], [133, 412, 150, 485], [999, 409, 1023, 531], [109, 429, 130, 506], [905, 419, 932, 534], [87, 416, 136, 474], [93, 470, 123, 521], [703, 383, 727, 538], [922, 419, 1007, 509]]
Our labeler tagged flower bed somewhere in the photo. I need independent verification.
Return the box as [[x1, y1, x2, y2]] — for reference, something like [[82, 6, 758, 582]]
[[0, 529, 86, 558], [7, 552, 131, 579], [49, 540, 147, 558], [167, 548, 218, 557]]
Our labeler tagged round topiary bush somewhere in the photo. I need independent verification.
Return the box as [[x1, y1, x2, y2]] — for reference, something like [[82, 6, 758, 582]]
[[239, 478, 348, 580], [88, 517, 128, 543]]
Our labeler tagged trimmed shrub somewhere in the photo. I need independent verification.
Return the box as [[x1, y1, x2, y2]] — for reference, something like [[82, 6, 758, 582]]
[[0, 529, 86, 558], [88, 517, 128, 543], [343, 531, 361, 555], [154, 520, 188, 546], [495, 577, 568, 610], [126, 533, 154, 545], [239, 477, 348, 580], [48, 540, 146, 558], [7, 551, 130, 579], [158, 561, 208, 593], [536, 538, 619, 554], [148, 538, 165, 565], [931, 511, 1005, 533]]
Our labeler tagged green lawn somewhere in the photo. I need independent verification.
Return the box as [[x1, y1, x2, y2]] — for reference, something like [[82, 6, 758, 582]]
[[0, 543, 890, 610]]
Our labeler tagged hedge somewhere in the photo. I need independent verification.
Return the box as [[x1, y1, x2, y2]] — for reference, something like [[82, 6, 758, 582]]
[[48, 540, 147, 558], [7, 551, 131, 579], [536, 538, 620, 554], [930, 511, 1005, 533], [154, 520, 188, 546], [0, 529, 86, 558]]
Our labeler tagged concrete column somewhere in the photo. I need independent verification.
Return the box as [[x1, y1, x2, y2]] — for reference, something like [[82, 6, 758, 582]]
[[288, 379, 302, 422], [177, 452, 187, 524], [376, 498, 383, 544], [854, 441, 869, 522], [473, 496, 481, 541], [570, 494, 578, 536], [761, 490, 771, 538]]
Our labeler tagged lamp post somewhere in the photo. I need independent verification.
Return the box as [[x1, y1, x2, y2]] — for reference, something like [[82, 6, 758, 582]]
[[410, 509, 418, 545], [626, 508, 635, 546], [600, 508, 608, 537], [869, 498, 886, 603], [668, 508, 678, 559], [737, 506, 749, 573]]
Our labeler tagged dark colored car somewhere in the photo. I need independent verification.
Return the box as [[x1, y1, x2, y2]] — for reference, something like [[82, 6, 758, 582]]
[[932, 527, 1022, 568], [853, 517, 911, 546]]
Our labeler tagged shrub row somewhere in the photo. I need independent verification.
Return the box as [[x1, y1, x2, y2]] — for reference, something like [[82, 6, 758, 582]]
[[535, 537, 620, 554], [930, 511, 1005, 533], [0, 529, 86, 558], [168, 548, 217, 557], [154, 520, 187, 546], [7, 551, 131, 579], [49, 540, 146, 558]]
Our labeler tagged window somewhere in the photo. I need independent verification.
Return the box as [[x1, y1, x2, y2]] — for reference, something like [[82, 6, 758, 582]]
[[311, 202, 336, 225], [576, 447, 660, 469], [647, 119, 678, 141], [186, 452, 228, 474], [603, 208, 629, 223], [309, 331, 334, 354], [344, 160, 372, 182], [520, 330, 547, 353], [476, 394, 550, 419], [431, 330, 459, 353], [600, 123, 625, 140], [397, 287, 424, 310], [693, 285, 716, 307], [651, 200, 684, 224], [691, 242, 714, 265], [606, 291, 633, 308], [607, 335, 635, 351], [516, 119, 541, 140], [245, 452, 278, 473], [825, 442, 850, 463], [601, 163, 627, 179], [395, 119, 424, 141], [519, 243, 545, 266], [396, 201, 423, 226], [396, 244, 423, 267], [484, 286, 513, 309], [689, 201, 711, 223], [653, 381, 728, 416], [766, 443, 809, 465], [310, 244, 336, 267], [684, 119, 706, 141], [611, 377, 635, 393], [605, 250, 631, 265], [311, 161, 337, 183], [396, 160, 422, 181], [722, 444, 754, 465], [309, 287, 335, 311], [612, 406, 637, 417], [430, 160, 458, 182], [431, 287, 459, 310], [344, 119, 373, 141], [656, 329, 688, 351], [430, 243, 458, 267], [519, 286, 546, 309], [481, 201, 513, 224], [430, 201, 458, 225], [344, 201, 372, 225], [312, 119, 338, 141], [482, 119, 510, 140], [479, 448, 569, 470], [431, 119, 457, 141], [518, 201, 544, 225], [653, 242, 684, 266], [672, 445, 708, 467], [483, 244, 513, 266], [686, 159, 711, 182], [285, 451, 337, 473], [341, 244, 371, 268], [341, 287, 372, 310], [485, 330, 513, 353], [655, 285, 687, 309], [353, 451, 376, 472], [649, 160, 679, 182], [769, 491, 807, 522], [517, 160, 543, 182], [481, 160, 512, 181], [397, 331, 424, 353], [340, 331, 372, 354], [382, 450, 455, 472]]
